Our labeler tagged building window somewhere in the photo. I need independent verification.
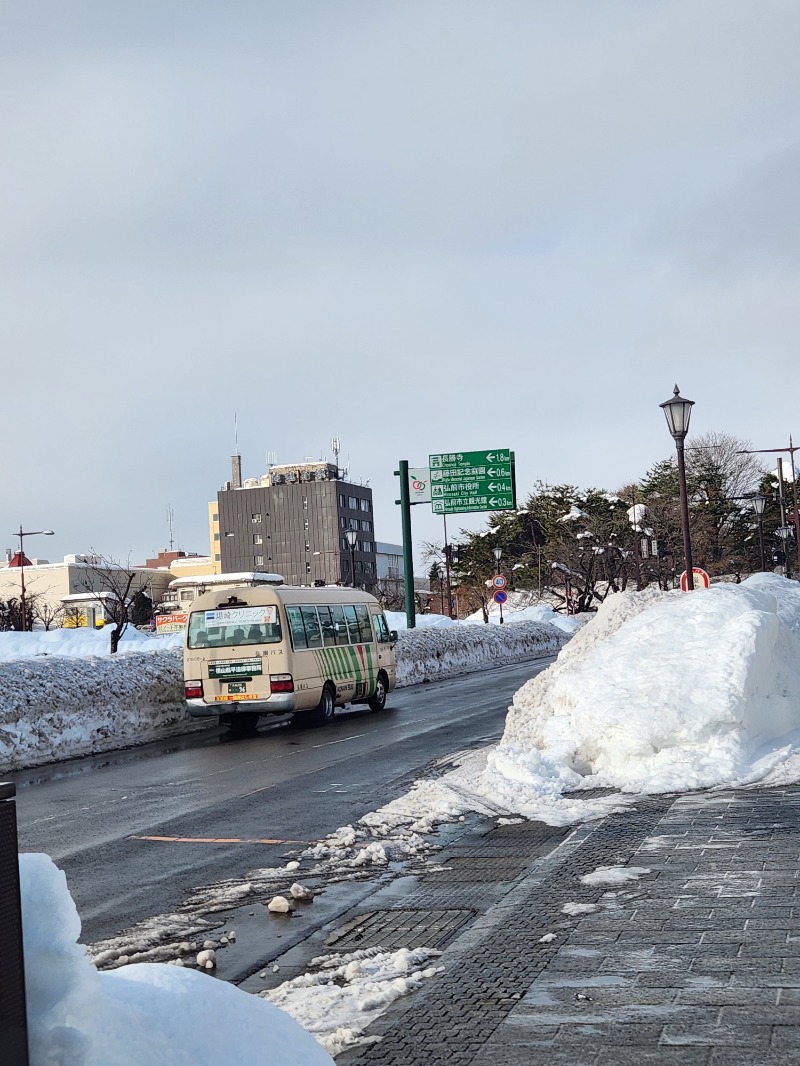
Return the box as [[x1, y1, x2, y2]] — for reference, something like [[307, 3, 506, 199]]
[[348, 496, 358, 510], [339, 493, 346, 508], [180, 590, 194, 602], [360, 498, 371, 512], [213, 532, 220, 541], [255, 555, 264, 566], [303, 497, 308, 509], [305, 540, 310, 551], [305, 562, 312, 574], [361, 520, 372, 533], [340, 516, 348, 529], [251, 513, 262, 523], [213, 513, 218, 522], [214, 553, 221, 562], [304, 518, 309, 530], [349, 518, 359, 530], [362, 541, 372, 552], [253, 534, 263, 545]]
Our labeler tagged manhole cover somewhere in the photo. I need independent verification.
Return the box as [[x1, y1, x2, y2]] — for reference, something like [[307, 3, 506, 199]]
[[427, 855, 530, 882], [325, 908, 475, 952]]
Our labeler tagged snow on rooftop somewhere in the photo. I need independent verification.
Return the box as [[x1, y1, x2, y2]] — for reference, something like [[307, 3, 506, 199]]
[[168, 572, 284, 588]]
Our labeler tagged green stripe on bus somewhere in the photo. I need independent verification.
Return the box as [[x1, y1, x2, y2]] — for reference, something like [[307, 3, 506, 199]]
[[347, 645, 360, 683]]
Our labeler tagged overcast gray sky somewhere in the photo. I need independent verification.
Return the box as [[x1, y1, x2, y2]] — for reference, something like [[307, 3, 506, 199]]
[[2, 1, 798, 568]]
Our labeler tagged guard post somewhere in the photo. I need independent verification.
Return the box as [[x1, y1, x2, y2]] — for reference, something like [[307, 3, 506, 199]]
[[0, 782, 29, 1066]]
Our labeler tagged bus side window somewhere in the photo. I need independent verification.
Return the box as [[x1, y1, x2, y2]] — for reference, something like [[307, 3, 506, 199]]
[[343, 605, 360, 644], [330, 604, 349, 646], [354, 604, 373, 642], [285, 606, 308, 650], [300, 605, 322, 649], [372, 612, 390, 642], [317, 606, 336, 647]]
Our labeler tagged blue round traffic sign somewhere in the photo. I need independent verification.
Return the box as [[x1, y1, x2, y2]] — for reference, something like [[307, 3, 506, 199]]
[[493, 590, 508, 605]]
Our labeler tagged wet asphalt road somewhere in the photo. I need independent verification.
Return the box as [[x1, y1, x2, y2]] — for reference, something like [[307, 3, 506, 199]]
[[11, 658, 553, 944]]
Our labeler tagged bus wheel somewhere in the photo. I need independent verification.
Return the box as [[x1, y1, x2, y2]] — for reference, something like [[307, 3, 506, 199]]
[[368, 672, 388, 712], [311, 683, 336, 727]]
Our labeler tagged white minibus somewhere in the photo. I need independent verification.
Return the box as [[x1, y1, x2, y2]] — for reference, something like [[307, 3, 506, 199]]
[[184, 583, 397, 731]]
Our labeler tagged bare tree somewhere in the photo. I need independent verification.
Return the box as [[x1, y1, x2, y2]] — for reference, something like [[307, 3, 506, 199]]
[[80, 552, 147, 653], [32, 598, 64, 631]]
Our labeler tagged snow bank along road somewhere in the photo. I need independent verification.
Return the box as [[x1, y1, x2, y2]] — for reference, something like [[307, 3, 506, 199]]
[[0, 619, 566, 773]]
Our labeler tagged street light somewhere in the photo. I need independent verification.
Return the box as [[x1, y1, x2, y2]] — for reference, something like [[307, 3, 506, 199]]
[[344, 528, 358, 587], [660, 384, 695, 590], [14, 526, 55, 632], [492, 546, 504, 624], [751, 495, 767, 572], [777, 525, 794, 574]]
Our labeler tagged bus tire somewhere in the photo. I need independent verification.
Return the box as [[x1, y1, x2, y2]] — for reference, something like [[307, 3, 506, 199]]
[[310, 683, 336, 727], [368, 672, 389, 712]]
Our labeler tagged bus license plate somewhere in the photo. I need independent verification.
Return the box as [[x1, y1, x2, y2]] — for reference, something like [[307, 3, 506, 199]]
[[227, 682, 247, 694]]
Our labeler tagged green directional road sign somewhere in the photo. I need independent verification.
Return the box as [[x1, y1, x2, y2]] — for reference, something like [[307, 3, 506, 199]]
[[428, 448, 516, 514]]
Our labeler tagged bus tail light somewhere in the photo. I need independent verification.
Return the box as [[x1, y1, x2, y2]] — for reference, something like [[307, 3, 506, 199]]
[[270, 674, 294, 693], [185, 681, 204, 700]]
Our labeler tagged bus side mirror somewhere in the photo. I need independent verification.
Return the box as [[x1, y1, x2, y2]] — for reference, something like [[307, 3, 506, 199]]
[[389, 630, 398, 643]]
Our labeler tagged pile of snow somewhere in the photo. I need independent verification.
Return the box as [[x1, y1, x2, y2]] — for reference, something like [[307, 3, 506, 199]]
[[395, 620, 568, 687], [350, 575, 800, 830], [20, 853, 333, 1066], [0, 627, 183, 661], [261, 946, 443, 1056], [482, 573, 800, 814], [0, 650, 186, 772]]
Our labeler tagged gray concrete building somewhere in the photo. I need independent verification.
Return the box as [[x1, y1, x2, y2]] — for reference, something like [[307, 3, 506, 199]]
[[217, 460, 376, 587]]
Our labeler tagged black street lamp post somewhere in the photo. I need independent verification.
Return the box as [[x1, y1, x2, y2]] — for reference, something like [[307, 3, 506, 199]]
[[751, 495, 767, 572], [344, 528, 358, 588], [15, 526, 54, 632], [660, 385, 695, 591]]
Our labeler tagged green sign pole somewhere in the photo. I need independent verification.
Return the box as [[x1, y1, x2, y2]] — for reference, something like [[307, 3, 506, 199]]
[[396, 460, 416, 629]]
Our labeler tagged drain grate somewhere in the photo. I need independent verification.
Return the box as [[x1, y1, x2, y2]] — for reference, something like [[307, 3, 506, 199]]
[[426, 855, 530, 882], [325, 908, 475, 952]]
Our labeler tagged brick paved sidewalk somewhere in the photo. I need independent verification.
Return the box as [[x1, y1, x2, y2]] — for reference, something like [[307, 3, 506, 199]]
[[341, 787, 800, 1066]]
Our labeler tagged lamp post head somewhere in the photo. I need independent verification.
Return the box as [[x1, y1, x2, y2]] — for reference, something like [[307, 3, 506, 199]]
[[751, 495, 767, 518], [344, 528, 358, 548], [492, 546, 502, 562], [660, 384, 695, 441]]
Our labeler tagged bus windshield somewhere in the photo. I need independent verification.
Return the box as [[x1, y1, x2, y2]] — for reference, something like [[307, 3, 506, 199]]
[[187, 605, 282, 649]]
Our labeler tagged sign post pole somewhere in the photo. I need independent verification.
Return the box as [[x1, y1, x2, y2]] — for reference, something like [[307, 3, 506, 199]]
[[396, 460, 416, 630]]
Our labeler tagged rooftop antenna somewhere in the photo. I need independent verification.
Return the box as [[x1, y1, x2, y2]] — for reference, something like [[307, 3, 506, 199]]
[[230, 412, 243, 488], [332, 436, 341, 473], [265, 450, 277, 469], [166, 506, 175, 551]]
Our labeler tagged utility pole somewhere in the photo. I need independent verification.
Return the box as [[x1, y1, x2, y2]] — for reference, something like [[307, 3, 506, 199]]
[[395, 460, 416, 629]]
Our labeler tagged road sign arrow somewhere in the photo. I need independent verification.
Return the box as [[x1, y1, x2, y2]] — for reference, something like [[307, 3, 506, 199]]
[[488, 482, 510, 492], [487, 467, 511, 478], [489, 497, 511, 507]]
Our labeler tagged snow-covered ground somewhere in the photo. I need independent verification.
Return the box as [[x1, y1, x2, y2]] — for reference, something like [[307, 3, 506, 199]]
[[0, 626, 184, 660], [17, 575, 800, 1063]]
